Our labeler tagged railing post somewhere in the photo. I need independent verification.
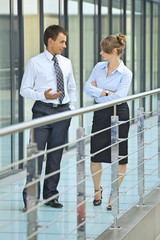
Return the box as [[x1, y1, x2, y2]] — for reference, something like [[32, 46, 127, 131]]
[[26, 141, 38, 240], [158, 101, 160, 178], [76, 127, 86, 240], [111, 115, 119, 228], [137, 106, 144, 205]]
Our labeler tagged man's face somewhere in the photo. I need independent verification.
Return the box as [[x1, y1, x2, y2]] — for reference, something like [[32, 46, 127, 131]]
[[48, 32, 67, 55]]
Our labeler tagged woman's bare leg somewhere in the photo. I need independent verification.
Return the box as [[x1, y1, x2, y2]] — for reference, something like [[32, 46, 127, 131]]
[[90, 161, 102, 200], [108, 164, 127, 206]]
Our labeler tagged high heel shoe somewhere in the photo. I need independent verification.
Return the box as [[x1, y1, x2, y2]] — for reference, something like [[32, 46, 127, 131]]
[[106, 204, 112, 210], [106, 193, 112, 210], [93, 186, 103, 206]]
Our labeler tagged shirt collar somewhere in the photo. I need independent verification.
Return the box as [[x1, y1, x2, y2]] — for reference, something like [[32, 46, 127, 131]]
[[117, 60, 124, 73], [44, 49, 60, 61], [101, 60, 124, 73]]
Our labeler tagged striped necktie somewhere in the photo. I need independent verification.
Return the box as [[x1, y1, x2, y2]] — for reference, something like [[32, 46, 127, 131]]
[[52, 55, 65, 104]]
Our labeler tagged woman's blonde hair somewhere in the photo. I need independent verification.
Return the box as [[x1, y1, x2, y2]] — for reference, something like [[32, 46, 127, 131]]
[[100, 33, 126, 56]]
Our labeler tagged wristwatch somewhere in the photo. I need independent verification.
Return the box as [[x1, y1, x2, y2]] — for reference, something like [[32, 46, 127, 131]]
[[105, 90, 109, 96]]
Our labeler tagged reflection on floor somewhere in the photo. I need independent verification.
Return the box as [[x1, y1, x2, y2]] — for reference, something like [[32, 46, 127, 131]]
[[0, 115, 159, 240]]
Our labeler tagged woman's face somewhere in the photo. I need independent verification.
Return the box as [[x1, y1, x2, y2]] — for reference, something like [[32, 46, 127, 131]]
[[100, 50, 113, 61]]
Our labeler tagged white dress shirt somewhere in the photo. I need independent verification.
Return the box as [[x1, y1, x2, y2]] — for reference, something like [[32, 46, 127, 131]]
[[20, 49, 77, 110]]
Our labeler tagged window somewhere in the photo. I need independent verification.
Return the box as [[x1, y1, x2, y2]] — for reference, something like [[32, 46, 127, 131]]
[[145, 2, 151, 112], [152, 3, 158, 110]]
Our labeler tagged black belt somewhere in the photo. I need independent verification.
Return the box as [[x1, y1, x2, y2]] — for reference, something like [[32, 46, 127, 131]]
[[36, 101, 69, 108]]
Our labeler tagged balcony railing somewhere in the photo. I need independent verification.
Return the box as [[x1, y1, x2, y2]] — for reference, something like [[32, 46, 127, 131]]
[[0, 88, 160, 240]]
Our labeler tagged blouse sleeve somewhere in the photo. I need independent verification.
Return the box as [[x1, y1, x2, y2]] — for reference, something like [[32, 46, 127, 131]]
[[84, 64, 103, 98], [95, 71, 132, 103]]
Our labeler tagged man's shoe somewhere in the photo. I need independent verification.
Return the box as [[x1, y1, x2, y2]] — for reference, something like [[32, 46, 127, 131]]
[[45, 199, 63, 208]]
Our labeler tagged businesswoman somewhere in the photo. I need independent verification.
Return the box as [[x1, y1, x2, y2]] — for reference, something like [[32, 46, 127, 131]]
[[84, 33, 132, 210]]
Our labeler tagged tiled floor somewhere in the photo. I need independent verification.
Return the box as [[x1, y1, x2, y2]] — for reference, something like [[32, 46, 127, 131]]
[[156, 234, 160, 240], [0, 114, 159, 240]]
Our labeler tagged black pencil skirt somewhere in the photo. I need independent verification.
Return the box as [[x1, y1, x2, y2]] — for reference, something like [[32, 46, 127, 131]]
[[91, 103, 130, 164]]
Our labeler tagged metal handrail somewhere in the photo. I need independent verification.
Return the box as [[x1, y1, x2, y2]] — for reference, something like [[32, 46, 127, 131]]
[[0, 88, 160, 137], [0, 89, 159, 240]]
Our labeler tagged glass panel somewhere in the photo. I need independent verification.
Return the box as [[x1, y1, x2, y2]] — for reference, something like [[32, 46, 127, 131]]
[[101, 0, 109, 40], [112, 0, 122, 34], [44, 0, 59, 31], [152, 3, 158, 111], [13, 0, 19, 164], [83, 0, 95, 135], [0, 1, 11, 128], [145, 2, 151, 113], [126, 0, 132, 76], [23, 0, 40, 66], [23, 0, 40, 155], [0, 0, 19, 171], [13, 4, 19, 125], [126, 0, 133, 118], [134, 0, 142, 94], [134, 0, 142, 117], [68, 0, 80, 143], [83, 0, 95, 108], [68, 0, 80, 108], [0, 0, 11, 169]]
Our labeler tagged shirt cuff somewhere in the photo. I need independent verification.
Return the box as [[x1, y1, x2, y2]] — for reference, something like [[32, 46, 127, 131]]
[[69, 105, 75, 110], [41, 91, 46, 100], [93, 88, 103, 98]]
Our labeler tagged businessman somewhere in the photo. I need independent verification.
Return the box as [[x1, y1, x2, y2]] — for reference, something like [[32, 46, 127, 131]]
[[20, 25, 77, 211]]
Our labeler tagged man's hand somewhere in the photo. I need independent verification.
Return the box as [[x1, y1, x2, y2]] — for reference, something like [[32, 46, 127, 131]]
[[44, 88, 62, 99]]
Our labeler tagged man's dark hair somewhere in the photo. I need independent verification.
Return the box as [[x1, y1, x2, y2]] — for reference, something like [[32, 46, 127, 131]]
[[44, 25, 68, 47]]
